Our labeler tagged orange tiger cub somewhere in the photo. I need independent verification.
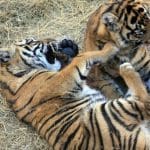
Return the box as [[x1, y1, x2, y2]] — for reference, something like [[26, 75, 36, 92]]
[[84, 0, 150, 98], [0, 38, 150, 149]]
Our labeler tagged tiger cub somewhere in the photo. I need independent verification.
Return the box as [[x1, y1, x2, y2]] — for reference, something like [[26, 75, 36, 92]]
[[0, 37, 79, 75], [0, 39, 150, 149], [84, 0, 150, 98]]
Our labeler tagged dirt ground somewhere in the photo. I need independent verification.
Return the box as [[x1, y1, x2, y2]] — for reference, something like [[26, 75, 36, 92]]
[[0, 0, 105, 149]]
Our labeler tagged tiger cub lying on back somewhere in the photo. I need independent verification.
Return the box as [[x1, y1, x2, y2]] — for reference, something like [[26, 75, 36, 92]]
[[85, 0, 150, 98], [0, 37, 150, 149], [0, 37, 79, 74]]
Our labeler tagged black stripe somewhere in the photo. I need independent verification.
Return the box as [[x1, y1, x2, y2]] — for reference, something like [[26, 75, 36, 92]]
[[45, 73, 56, 80], [0, 81, 15, 95], [73, 145, 77, 150], [144, 143, 147, 150], [99, 83, 114, 91], [129, 49, 139, 60], [38, 99, 89, 133], [76, 66, 87, 80], [14, 71, 55, 116], [127, 101, 143, 120], [78, 134, 85, 150], [20, 55, 34, 67], [29, 71, 49, 82], [89, 109, 96, 150], [74, 81, 83, 90], [63, 124, 80, 150], [133, 49, 146, 66], [21, 96, 60, 121], [111, 101, 123, 118], [53, 115, 79, 147], [1, 69, 46, 98], [123, 137, 126, 150], [126, 24, 133, 31], [24, 46, 31, 51], [137, 60, 150, 73], [116, 0, 124, 14], [14, 71, 48, 95], [134, 102, 144, 120], [12, 70, 31, 77], [22, 51, 33, 57], [15, 92, 36, 112], [33, 43, 41, 55], [101, 103, 117, 148], [132, 128, 141, 150], [94, 109, 104, 149], [104, 2, 116, 13], [124, 13, 128, 23], [45, 99, 94, 140], [84, 125, 90, 150], [64, 97, 90, 104], [117, 101, 138, 119], [44, 109, 76, 137], [120, 28, 128, 43], [69, 89, 80, 94], [118, 7, 124, 20], [110, 102, 137, 131], [128, 135, 133, 150]]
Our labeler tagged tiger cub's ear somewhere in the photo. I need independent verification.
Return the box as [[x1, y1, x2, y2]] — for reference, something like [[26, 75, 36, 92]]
[[102, 12, 120, 32], [15, 37, 37, 46], [0, 50, 11, 63]]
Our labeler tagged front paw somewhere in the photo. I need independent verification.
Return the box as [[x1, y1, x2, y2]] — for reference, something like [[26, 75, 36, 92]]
[[103, 42, 119, 57], [58, 39, 79, 58], [15, 37, 37, 46], [120, 62, 135, 76]]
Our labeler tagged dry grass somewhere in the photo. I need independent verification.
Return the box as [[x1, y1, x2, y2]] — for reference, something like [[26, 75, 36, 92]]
[[0, 0, 105, 149]]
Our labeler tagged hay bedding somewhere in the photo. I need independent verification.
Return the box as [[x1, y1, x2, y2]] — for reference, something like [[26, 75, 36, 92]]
[[0, 0, 105, 149]]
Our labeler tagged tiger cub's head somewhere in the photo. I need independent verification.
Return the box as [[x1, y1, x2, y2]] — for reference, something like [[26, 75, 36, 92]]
[[1, 38, 78, 76], [99, 0, 150, 48], [16, 38, 78, 70]]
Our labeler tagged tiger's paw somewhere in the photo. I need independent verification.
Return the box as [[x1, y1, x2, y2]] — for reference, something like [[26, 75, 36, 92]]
[[58, 39, 79, 58], [120, 62, 136, 76], [0, 50, 11, 63]]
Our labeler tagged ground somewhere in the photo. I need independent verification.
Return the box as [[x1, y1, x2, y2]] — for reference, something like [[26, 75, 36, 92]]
[[0, 0, 104, 149]]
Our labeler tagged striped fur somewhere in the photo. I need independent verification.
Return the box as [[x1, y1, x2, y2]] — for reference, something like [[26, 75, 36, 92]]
[[84, 0, 150, 98], [0, 37, 79, 77], [0, 41, 150, 149]]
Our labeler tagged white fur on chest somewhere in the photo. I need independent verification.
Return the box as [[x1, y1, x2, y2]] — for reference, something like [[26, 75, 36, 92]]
[[79, 84, 106, 104], [140, 121, 150, 148]]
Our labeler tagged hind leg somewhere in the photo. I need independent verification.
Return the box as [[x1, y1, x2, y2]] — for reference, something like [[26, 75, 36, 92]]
[[120, 62, 149, 101]]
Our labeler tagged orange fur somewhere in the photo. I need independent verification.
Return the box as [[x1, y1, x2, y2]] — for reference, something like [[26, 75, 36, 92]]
[[0, 41, 150, 149], [85, 0, 150, 98]]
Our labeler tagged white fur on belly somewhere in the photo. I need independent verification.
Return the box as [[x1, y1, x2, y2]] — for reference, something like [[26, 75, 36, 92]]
[[79, 84, 106, 104], [140, 121, 150, 148]]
